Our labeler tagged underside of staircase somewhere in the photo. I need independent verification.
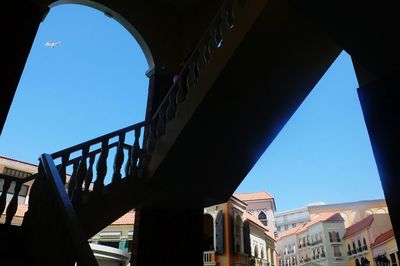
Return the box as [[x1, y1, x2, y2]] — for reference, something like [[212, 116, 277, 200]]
[[2, 0, 400, 265]]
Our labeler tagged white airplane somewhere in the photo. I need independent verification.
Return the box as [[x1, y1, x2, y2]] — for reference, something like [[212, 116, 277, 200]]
[[45, 41, 62, 48]]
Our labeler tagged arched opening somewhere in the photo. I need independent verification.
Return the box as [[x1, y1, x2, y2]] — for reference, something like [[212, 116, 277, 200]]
[[203, 214, 214, 251], [0, 4, 150, 172], [235, 215, 243, 254], [49, 0, 154, 70], [258, 211, 268, 226]]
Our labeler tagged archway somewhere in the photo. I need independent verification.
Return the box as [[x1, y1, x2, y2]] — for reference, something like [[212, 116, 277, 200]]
[[203, 214, 214, 251], [49, 0, 154, 70]]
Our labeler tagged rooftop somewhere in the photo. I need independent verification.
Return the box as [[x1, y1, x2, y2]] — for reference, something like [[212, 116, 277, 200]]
[[343, 215, 374, 238], [370, 229, 394, 248]]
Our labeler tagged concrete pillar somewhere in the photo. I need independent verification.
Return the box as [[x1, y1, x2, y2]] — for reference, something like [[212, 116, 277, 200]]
[[0, 2, 48, 134], [356, 67, 400, 246], [132, 206, 203, 266]]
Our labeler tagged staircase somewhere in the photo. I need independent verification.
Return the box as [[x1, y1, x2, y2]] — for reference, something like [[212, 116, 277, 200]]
[[1, 0, 342, 264]]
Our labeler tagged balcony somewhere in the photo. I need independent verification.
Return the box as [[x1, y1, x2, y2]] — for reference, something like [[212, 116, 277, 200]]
[[252, 257, 269, 266], [204, 251, 218, 266]]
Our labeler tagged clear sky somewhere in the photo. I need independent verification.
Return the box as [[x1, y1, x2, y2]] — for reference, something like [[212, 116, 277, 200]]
[[0, 5, 384, 211]]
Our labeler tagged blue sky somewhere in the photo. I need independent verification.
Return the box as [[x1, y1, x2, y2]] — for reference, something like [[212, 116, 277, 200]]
[[0, 5, 384, 211]]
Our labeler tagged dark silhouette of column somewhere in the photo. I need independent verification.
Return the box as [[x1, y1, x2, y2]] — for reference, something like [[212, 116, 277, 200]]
[[356, 68, 400, 246], [132, 206, 203, 266]]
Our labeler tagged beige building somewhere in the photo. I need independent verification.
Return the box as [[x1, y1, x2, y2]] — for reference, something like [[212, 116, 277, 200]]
[[308, 200, 389, 228], [343, 214, 394, 266], [370, 229, 399, 266], [277, 213, 347, 266]]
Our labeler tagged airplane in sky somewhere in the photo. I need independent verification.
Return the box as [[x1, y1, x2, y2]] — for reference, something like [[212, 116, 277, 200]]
[[45, 41, 62, 48]]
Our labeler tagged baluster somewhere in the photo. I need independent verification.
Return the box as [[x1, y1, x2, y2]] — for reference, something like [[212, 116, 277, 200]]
[[112, 133, 126, 183], [146, 121, 157, 153], [204, 37, 213, 64], [126, 128, 142, 177], [0, 179, 11, 215], [72, 147, 88, 205], [226, 4, 236, 29], [57, 153, 70, 184], [23, 162, 44, 227], [156, 106, 167, 137], [68, 161, 79, 199], [93, 139, 109, 193], [213, 18, 224, 48], [186, 61, 197, 88], [176, 68, 189, 104], [166, 88, 177, 121], [84, 154, 96, 192], [5, 181, 22, 225]]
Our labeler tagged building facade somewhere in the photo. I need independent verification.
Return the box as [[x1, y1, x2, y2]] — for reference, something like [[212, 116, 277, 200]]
[[343, 214, 394, 266], [277, 213, 347, 266]]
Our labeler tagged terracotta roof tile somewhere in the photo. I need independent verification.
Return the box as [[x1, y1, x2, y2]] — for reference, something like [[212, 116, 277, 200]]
[[112, 210, 135, 225], [234, 192, 274, 201], [370, 229, 394, 248], [0, 156, 38, 168], [343, 215, 374, 239], [278, 213, 343, 239]]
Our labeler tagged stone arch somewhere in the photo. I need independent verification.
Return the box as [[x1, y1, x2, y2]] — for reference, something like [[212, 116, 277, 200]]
[[351, 211, 361, 224], [235, 215, 244, 254], [49, 0, 154, 70], [376, 208, 387, 214]]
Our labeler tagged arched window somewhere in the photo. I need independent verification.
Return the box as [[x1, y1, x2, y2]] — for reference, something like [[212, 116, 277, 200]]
[[254, 245, 259, 258], [258, 211, 268, 226], [203, 214, 214, 251], [363, 237, 367, 249]]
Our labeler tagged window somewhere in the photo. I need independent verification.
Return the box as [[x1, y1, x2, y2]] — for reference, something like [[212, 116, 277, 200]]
[[277, 226, 281, 232], [333, 246, 341, 257], [285, 225, 289, 231], [390, 253, 397, 266], [292, 223, 296, 228], [258, 211, 268, 226]]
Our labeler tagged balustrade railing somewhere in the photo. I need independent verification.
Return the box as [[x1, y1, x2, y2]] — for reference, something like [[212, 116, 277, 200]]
[[146, 0, 249, 153], [0, 173, 36, 225], [43, 121, 147, 206]]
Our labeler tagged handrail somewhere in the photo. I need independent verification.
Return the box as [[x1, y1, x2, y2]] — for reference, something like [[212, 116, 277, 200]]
[[151, 0, 242, 119], [51, 121, 146, 159], [41, 153, 98, 266]]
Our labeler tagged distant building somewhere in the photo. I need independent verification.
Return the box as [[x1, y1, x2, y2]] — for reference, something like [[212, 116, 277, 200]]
[[276, 212, 347, 266], [308, 200, 389, 228], [234, 192, 277, 234], [274, 202, 325, 234], [371, 229, 399, 266], [343, 214, 394, 266]]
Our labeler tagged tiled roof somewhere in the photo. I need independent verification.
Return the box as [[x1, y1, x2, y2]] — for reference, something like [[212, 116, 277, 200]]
[[277, 225, 302, 240], [370, 229, 394, 248], [243, 212, 275, 240], [343, 215, 374, 239], [277, 213, 343, 239], [234, 192, 274, 201], [112, 210, 135, 225], [0, 156, 38, 168]]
